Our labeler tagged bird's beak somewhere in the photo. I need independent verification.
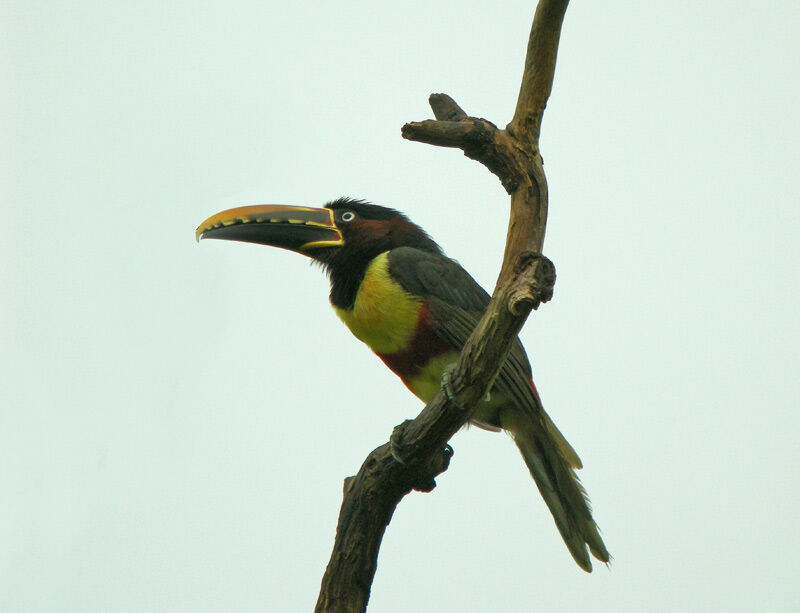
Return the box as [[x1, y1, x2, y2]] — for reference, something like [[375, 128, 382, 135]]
[[195, 205, 344, 254]]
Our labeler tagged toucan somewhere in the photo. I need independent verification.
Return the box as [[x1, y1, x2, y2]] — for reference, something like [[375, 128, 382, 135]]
[[196, 197, 609, 571]]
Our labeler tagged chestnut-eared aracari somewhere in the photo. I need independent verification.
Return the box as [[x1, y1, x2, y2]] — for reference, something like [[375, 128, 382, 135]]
[[196, 197, 609, 571]]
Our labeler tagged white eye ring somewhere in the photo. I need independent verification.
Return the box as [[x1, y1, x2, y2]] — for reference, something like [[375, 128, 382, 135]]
[[341, 211, 355, 222]]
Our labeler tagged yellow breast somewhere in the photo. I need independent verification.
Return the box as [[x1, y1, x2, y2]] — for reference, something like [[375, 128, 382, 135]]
[[333, 252, 422, 354]]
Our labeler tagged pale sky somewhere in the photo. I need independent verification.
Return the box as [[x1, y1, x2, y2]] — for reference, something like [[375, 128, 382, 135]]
[[3, 1, 799, 611]]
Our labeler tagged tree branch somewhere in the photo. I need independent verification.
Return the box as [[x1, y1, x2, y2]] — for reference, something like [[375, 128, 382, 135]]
[[316, 2, 569, 611], [510, 0, 571, 145]]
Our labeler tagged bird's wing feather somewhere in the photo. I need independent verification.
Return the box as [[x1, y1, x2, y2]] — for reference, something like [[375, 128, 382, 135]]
[[387, 247, 582, 467], [387, 247, 539, 411], [387, 248, 605, 568]]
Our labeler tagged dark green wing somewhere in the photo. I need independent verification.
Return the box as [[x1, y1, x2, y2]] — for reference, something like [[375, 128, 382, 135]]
[[387, 249, 607, 569], [387, 246, 540, 415], [387, 246, 492, 311]]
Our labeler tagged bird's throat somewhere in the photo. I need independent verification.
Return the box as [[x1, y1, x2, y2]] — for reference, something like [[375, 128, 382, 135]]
[[332, 252, 456, 403], [332, 252, 422, 354]]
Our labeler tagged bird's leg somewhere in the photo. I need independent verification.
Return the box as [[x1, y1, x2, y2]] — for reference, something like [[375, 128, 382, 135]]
[[389, 419, 415, 464], [440, 363, 468, 411], [411, 444, 453, 492], [390, 420, 454, 492]]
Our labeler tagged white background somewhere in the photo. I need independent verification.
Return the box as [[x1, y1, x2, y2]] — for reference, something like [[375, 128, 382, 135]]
[[3, 1, 799, 611]]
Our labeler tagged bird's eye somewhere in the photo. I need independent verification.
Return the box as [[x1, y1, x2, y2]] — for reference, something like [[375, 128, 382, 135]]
[[341, 211, 356, 222]]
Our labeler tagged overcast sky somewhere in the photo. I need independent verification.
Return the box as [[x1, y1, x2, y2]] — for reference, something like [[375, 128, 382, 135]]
[[3, 1, 799, 611]]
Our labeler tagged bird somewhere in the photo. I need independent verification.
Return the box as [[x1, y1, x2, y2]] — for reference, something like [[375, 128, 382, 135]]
[[196, 197, 609, 571]]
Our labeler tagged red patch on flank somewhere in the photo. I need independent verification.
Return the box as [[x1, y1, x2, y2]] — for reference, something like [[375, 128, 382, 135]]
[[375, 304, 452, 386], [528, 376, 545, 407]]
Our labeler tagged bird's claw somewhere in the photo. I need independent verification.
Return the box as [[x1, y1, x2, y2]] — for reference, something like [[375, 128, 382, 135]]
[[390, 419, 414, 464], [441, 364, 468, 411], [412, 443, 454, 492]]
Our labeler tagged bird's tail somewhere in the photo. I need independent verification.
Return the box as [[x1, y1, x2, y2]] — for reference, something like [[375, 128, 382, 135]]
[[500, 408, 610, 572]]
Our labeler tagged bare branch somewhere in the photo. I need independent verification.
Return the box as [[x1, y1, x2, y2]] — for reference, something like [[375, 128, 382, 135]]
[[429, 93, 467, 121], [315, 443, 453, 613], [401, 118, 482, 149], [510, 0, 571, 144], [402, 115, 525, 193]]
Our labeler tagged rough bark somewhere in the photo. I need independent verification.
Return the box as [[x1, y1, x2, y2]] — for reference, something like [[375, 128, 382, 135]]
[[316, 2, 570, 611]]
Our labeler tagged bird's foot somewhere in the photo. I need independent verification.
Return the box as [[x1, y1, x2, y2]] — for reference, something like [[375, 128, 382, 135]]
[[390, 419, 414, 464], [440, 363, 468, 411], [413, 443, 454, 492], [389, 420, 454, 492]]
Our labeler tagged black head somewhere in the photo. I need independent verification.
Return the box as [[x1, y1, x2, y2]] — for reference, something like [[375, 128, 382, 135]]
[[317, 198, 442, 308], [318, 197, 441, 268]]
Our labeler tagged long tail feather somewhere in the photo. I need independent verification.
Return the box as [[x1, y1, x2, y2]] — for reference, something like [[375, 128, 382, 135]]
[[500, 408, 609, 572]]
